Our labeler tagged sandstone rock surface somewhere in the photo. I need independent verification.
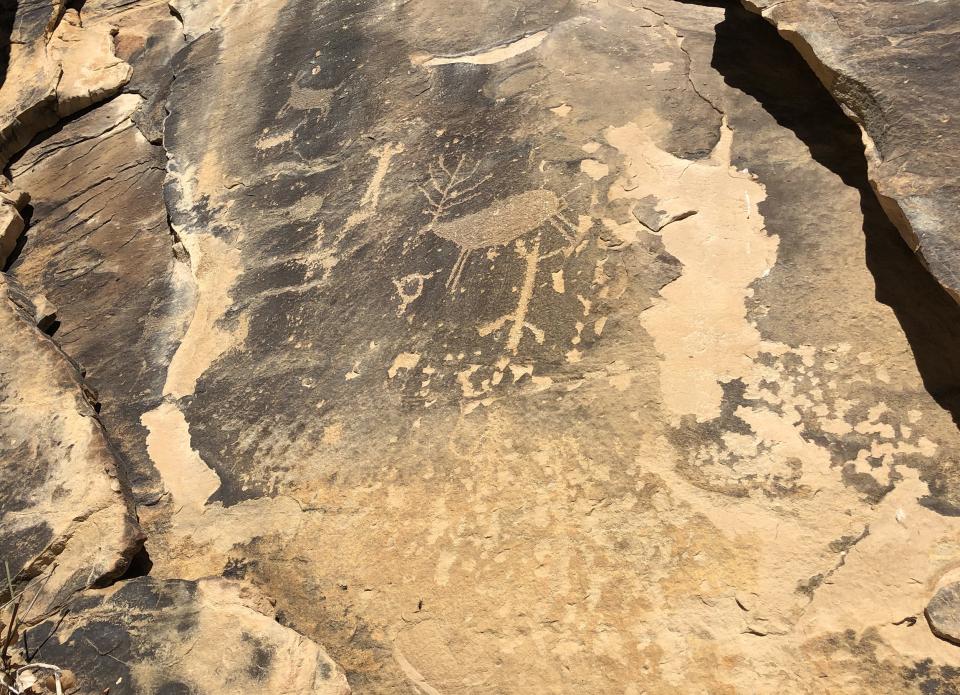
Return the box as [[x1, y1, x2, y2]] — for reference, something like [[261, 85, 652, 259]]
[[0, 276, 143, 617], [740, 0, 960, 302], [9, 93, 189, 503], [0, 6, 132, 166], [927, 581, 960, 647], [29, 576, 351, 694], [2, 0, 960, 693]]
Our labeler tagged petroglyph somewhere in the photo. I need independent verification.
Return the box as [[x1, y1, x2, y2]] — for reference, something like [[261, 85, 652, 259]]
[[286, 84, 334, 114], [419, 153, 494, 237], [415, 151, 599, 356], [429, 187, 580, 292], [478, 235, 546, 352], [419, 31, 548, 66], [393, 271, 435, 316], [344, 142, 405, 232]]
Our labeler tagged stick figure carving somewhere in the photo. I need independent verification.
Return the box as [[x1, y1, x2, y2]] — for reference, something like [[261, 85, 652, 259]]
[[344, 142, 405, 233]]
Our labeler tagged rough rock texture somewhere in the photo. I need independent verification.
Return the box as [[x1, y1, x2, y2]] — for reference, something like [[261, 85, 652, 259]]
[[26, 576, 350, 694], [2, 0, 960, 692], [927, 581, 960, 647], [739, 0, 960, 302], [0, 180, 28, 267], [0, 5, 132, 167], [168, 0, 234, 41], [8, 93, 189, 503], [0, 276, 143, 617]]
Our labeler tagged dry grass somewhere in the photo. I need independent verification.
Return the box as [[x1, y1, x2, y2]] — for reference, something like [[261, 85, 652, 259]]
[[0, 563, 68, 695]]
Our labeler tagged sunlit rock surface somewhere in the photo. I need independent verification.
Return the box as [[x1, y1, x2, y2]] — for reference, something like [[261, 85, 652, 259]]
[[740, 0, 960, 303], [2, 0, 960, 692]]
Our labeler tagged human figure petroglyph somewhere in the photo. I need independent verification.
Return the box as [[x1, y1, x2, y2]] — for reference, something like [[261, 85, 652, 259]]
[[344, 142, 405, 232], [477, 234, 546, 353]]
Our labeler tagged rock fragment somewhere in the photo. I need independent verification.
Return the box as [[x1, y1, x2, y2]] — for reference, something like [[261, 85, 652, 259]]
[[0, 182, 28, 267], [30, 577, 351, 694], [926, 582, 960, 646], [0, 6, 132, 166], [738, 0, 960, 303], [8, 93, 188, 504], [0, 277, 144, 617]]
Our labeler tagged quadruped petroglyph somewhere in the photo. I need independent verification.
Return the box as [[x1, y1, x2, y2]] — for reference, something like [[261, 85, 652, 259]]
[[415, 152, 588, 355]]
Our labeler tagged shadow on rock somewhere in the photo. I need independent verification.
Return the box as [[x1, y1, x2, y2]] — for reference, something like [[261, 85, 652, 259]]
[[708, 1, 960, 426]]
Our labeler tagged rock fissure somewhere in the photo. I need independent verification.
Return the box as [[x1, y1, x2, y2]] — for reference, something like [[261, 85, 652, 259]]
[[733, 0, 960, 305]]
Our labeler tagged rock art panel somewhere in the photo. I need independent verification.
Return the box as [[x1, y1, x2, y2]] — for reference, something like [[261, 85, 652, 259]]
[[2, 0, 960, 693], [123, 0, 960, 691], [158, 0, 708, 506]]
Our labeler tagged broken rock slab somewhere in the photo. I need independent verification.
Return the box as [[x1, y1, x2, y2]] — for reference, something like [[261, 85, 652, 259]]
[[89, 0, 188, 144], [0, 276, 143, 618], [8, 93, 189, 504], [927, 582, 960, 647], [27, 576, 351, 694], [739, 0, 960, 303], [0, 182, 28, 268], [4, 1, 65, 44], [0, 7, 132, 166]]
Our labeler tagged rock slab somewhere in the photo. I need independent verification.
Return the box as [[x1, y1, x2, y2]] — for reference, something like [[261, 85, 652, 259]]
[[927, 582, 960, 647], [29, 576, 351, 694], [0, 276, 143, 617], [741, 0, 960, 302]]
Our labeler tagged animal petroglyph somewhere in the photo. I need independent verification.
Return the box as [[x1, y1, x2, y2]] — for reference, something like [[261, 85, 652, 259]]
[[286, 84, 334, 114], [419, 153, 493, 236], [420, 154, 581, 292], [344, 142, 405, 232], [431, 188, 580, 291]]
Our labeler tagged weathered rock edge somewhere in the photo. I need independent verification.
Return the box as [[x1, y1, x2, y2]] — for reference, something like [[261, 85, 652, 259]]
[[0, 272, 145, 617], [739, 0, 960, 304]]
